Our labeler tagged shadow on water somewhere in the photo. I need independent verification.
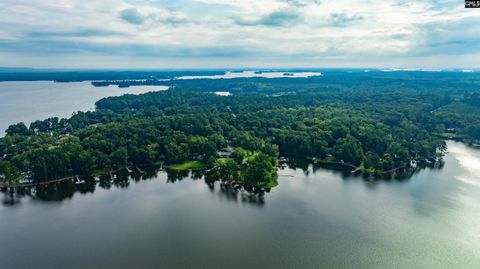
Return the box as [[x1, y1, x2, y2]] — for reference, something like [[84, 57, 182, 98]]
[[286, 156, 446, 183], [1, 158, 446, 207], [0, 165, 268, 207], [215, 181, 267, 207]]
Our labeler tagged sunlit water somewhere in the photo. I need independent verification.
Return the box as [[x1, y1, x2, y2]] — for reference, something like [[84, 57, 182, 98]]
[[0, 81, 168, 134], [0, 141, 479, 269], [449, 144, 480, 187], [214, 91, 231, 96], [176, 70, 322, 80]]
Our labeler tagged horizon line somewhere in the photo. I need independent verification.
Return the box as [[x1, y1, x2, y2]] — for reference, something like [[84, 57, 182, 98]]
[[0, 67, 478, 72]]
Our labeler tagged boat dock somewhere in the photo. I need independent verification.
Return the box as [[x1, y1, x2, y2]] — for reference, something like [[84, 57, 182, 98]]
[[74, 176, 85, 185], [136, 166, 145, 174]]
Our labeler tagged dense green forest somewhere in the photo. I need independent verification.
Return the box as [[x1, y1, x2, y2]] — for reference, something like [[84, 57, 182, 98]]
[[0, 69, 226, 82], [1, 71, 480, 187]]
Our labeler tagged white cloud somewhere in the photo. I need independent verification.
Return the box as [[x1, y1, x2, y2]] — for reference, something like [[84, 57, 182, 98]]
[[0, 0, 478, 68]]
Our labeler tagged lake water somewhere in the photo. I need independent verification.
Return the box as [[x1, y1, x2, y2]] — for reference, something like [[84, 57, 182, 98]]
[[0, 81, 169, 134], [214, 91, 232, 96], [176, 70, 322, 80], [0, 73, 321, 134], [0, 141, 479, 269]]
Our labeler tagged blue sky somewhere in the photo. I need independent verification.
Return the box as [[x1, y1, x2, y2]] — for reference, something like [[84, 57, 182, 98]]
[[0, 0, 479, 69]]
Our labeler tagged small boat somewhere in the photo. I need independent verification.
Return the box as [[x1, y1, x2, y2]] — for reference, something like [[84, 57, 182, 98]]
[[281, 163, 288, 169], [94, 176, 101, 182], [126, 167, 133, 173], [410, 160, 417, 168]]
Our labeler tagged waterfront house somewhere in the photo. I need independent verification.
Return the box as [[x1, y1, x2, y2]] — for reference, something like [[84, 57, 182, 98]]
[[217, 147, 235, 158]]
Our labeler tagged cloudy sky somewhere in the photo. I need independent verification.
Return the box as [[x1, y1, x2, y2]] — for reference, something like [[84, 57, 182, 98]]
[[0, 0, 478, 69]]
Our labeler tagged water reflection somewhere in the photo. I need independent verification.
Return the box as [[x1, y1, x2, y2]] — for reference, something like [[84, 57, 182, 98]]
[[214, 181, 267, 206], [0, 157, 446, 207], [2, 142, 479, 269], [449, 142, 480, 187], [284, 156, 445, 183], [0, 166, 270, 207]]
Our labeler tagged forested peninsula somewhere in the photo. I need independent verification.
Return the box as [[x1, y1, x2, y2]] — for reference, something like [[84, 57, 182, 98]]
[[1, 72, 480, 189]]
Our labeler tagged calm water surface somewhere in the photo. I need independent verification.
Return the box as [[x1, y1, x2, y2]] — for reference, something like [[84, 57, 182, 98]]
[[0, 81, 168, 134], [176, 70, 322, 80], [1, 141, 479, 269]]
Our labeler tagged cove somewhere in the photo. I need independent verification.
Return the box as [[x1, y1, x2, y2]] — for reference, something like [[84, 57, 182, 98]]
[[0, 141, 479, 269]]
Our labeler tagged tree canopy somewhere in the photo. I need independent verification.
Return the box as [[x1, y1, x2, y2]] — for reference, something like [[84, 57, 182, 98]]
[[2, 71, 479, 186]]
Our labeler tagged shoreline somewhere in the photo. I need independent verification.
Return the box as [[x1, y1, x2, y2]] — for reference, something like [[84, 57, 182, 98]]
[[306, 158, 410, 175], [0, 167, 135, 188], [0, 154, 444, 188]]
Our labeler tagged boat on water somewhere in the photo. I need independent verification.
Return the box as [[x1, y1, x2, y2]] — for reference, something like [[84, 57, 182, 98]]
[[410, 160, 418, 168]]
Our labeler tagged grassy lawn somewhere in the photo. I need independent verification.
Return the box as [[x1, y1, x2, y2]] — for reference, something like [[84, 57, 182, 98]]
[[167, 160, 207, 170], [258, 178, 279, 188], [216, 158, 230, 164]]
